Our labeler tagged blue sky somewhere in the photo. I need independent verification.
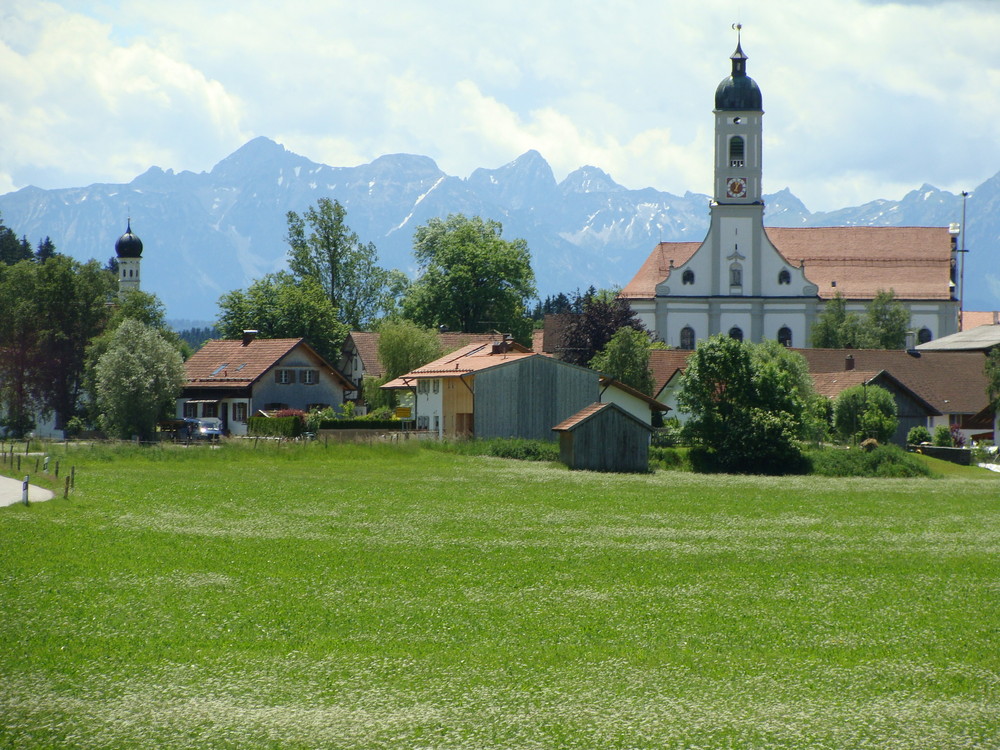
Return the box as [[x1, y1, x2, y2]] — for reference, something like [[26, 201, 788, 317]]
[[2, 0, 998, 213]]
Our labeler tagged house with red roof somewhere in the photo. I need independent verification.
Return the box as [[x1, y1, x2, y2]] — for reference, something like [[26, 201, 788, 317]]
[[382, 336, 666, 440], [177, 331, 355, 436]]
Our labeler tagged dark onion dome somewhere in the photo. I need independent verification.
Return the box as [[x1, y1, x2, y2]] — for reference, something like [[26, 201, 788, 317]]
[[715, 40, 762, 111], [115, 219, 143, 258]]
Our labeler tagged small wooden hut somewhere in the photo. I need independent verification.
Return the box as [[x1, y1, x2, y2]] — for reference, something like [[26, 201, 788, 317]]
[[552, 402, 652, 473]]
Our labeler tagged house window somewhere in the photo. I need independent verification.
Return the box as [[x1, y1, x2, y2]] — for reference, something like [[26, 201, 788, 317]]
[[417, 416, 429, 430], [233, 402, 248, 422], [729, 136, 745, 168], [680, 326, 695, 350], [183, 402, 197, 418], [432, 379, 440, 394], [275, 369, 293, 384], [202, 402, 218, 418], [729, 326, 744, 342], [778, 326, 792, 347], [682, 269, 695, 285], [300, 369, 319, 384], [263, 402, 288, 412], [730, 264, 743, 287], [778, 269, 791, 285], [433, 416, 440, 432], [918, 327, 933, 344], [417, 380, 430, 394]]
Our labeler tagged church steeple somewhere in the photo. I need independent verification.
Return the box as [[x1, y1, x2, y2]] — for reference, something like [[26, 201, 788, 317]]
[[115, 218, 143, 295], [713, 26, 763, 205]]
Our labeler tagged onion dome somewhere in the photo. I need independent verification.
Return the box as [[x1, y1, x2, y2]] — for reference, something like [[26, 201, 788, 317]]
[[115, 219, 143, 258], [715, 38, 762, 111]]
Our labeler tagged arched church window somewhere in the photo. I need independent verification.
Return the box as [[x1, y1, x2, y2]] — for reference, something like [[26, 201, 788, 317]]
[[778, 269, 791, 285], [680, 326, 695, 350], [682, 269, 695, 285], [778, 326, 792, 347], [918, 327, 933, 344], [730, 264, 742, 287], [728, 326, 744, 342], [729, 136, 745, 168]]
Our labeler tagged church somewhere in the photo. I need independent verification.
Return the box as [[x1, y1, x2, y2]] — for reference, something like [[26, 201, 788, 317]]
[[621, 32, 960, 349]]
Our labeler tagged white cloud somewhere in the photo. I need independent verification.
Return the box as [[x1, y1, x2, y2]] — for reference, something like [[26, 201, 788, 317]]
[[2, 0, 999, 213]]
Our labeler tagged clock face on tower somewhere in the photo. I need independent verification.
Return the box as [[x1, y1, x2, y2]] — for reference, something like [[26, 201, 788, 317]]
[[726, 177, 747, 199]]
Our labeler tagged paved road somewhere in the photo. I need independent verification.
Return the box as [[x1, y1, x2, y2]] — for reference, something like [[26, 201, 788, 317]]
[[0, 473, 55, 507]]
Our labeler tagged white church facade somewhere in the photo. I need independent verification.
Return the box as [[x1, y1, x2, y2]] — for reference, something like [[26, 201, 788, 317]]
[[622, 34, 960, 349]]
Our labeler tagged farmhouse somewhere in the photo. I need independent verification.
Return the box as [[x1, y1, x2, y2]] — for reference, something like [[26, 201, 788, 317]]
[[177, 332, 354, 436], [382, 337, 665, 440], [621, 34, 960, 349]]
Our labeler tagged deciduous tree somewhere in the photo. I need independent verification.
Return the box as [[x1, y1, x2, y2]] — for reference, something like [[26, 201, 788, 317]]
[[216, 272, 348, 365], [95, 319, 185, 440], [811, 290, 910, 349], [286, 198, 408, 329], [559, 292, 646, 367], [589, 326, 655, 395], [402, 215, 536, 343], [832, 384, 898, 444]]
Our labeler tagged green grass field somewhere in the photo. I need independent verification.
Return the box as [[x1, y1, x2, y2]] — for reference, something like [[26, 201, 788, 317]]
[[2, 442, 998, 748]]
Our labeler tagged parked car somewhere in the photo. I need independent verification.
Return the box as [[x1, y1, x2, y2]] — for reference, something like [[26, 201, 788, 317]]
[[193, 418, 223, 440]]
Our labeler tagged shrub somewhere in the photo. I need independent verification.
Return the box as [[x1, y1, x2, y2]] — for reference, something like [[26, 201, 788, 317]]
[[425, 438, 559, 462], [808, 444, 932, 478], [950, 424, 966, 449], [907, 425, 931, 445], [247, 416, 303, 438], [832, 384, 898, 444], [651, 417, 684, 448], [649, 446, 691, 471], [932, 424, 952, 447]]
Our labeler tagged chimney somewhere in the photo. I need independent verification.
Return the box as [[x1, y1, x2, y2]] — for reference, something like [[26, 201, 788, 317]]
[[845, 354, 855, 371], [242, 330, 258, 346]]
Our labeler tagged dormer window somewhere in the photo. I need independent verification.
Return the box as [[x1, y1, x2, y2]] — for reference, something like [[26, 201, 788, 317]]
[[729, 136, 745, 168], [682, 269, 695, 285], [778, 269, 791, 285]]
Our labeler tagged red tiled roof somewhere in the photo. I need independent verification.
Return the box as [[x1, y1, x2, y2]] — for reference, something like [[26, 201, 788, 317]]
[[810, 370, 881, 399], [962, 311, 1000, 331], [622, 227, 953, 301], [184, 338, 352, 390], [381, 340, 536, 388], [620, 242, 701, 299], [347, 331, 502, 379], [649, 349, 694, 397]]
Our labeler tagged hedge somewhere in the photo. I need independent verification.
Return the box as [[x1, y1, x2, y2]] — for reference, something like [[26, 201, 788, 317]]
[[247, 416, 303, 438], [317, 420, 403, 430]]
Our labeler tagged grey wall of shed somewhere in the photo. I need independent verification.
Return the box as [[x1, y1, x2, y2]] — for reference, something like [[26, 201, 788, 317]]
[[871, 375, 935, 447], [475, 357, 598, 441], [560, 408, 650, 473]]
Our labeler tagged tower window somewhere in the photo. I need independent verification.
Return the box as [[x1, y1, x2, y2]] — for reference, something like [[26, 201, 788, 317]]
[[918, 327, 933, 344], [778, 326, 792, 347], [682, 269, 695, 285], [680, 326, 695, 350], [778, 269, 791, 285], [729, 136, 745, 168], [730, 263, 743, 287], [728, 326, 744, 342]]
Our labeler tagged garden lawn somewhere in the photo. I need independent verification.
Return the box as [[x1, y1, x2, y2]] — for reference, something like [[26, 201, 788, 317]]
[[1, 441, 998, 748]]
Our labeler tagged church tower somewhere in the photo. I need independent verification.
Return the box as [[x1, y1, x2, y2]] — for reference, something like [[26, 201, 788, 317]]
[[713, 28, 763, 208], [114, 219, 143, 295]]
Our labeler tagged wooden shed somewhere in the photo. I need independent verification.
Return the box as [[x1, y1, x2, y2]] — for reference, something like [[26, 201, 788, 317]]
[[553, 402, 653, 473]]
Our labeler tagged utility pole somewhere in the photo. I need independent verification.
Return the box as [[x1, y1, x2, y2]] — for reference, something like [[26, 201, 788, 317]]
[[960, 191, 970, 331]]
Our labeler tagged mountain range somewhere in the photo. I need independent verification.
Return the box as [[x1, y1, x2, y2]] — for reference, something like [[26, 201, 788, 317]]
[[1, 136, 997, 323]]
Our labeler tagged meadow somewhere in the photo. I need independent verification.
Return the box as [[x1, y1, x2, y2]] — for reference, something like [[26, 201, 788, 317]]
[[1, 441, 998, 748]]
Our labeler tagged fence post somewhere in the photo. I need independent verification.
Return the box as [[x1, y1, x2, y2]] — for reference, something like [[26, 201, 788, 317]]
[[43, 456, 49, 473], [55, 460, 59, 478], [64, 476, 70, 499], [22, 476, 29, 505], [71, 466, 76, 489]]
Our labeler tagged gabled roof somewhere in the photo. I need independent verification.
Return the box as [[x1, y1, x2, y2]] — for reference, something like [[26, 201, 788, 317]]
[[915, 324, 1000, 352], [345, 331, 503, 379], [552, 401, 653, 433], [381, 340, 538, 388], [598, 376, 671, 411], [810, 369, 940, 416], [184, 338, 353, 390], [622, 227, 953, 302], [794, 348, 989, 415], [649, 349, 695, 398]]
